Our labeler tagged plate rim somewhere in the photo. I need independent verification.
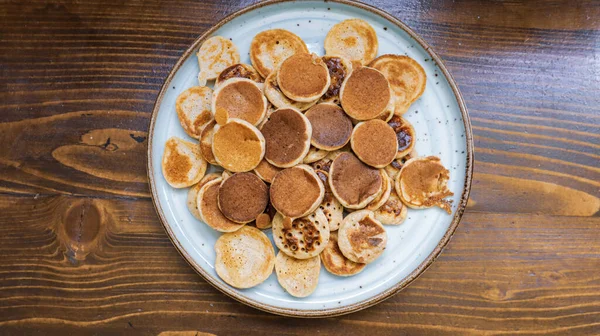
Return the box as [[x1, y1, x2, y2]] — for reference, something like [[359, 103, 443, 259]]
[[146, 0, 474, 318]]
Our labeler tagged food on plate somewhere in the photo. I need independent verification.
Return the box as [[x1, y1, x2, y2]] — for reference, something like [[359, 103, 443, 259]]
[[320, 55, 353, 104], [272, 209, 330, 259], [261, 108, 312, 168], [374, 191, 408, 225], [218, 172, 269, 223], [270, 165, 324, 218], [277, 53, 331, 102], [255, 201, 277, 230], [384, 150, 418, 180], [212, 78, 268, 126], [275, 252, 320, 297], [199, 120, 218, 165], [197, 178, 245, 232], [215, 63, 263, 87], [197, 36, 240, 86], [175, 86, 213, 139], [162, 137, 207, 188], [329, 152, 382, 209], [321, 231, 366, 276], [212, 118, 265, 172], [253, 158, 282, 183], [388, 115, 416, 158], [187, 173, 221, 221], [250, 29, 308, 78], [315, 170, 343, 231], [351, 119, 398, 168], [305, 103, 353, 151], [340, 67, 392, 121], [366, 169, 392, 211], [337, 210, 387, 264], [264, 70, 319, 111], [303, 146, 329, 164], [325, 19, 378, 66]]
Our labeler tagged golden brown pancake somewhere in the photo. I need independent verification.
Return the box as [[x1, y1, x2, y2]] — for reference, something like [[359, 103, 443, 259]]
[[162, 137, 207, 188], [197, 178, 244, 232], [388, 115, 416, 159], [175, 86, 213, 139], [324, 19, 378, 66], [329, 152, 383, 209], [340, 67, 392, 121], [187, 173, 221, 221], [351, 119, 398, 168], [305, 103, 353, 151], [315, 170, 343, 231], [250, 29, 308, 78], [366, 169, 392, 211], [374, 190, 408, 225], [212, 118, 265, 172], [261, 108, 312, 168], [253, 158, 282, 183], [275, 252, 320, 297], [396, 156, 454, 214], [255, 200, 277, 229], [270, 165, 324, 219], [337, 210, 387, 264], [264, 70, 319, 111], [303, 146, 329, 164], [212, 78, 267, 126], [369, 55, 426, 115], [320, 55, 353, 104], [218, 172, 269, 223], [277, 53, 330, 102], [197, 36, 240, 86], [199, 120, 218, 165], [320, 231, 366, 276], [272, 209, 330, 259], [214, 226, 274, 288], [215, 63, 263, 87]]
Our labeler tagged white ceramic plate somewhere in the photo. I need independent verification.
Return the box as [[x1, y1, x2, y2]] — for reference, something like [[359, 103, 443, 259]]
[[148, 0, 473, 317]]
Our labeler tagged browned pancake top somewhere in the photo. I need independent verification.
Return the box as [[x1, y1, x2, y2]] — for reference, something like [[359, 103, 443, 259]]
[[321, 231, 365, 276], [349, 216, 385, 252], [341, 67, 390, 120], [254, 159, 282, 183], [278, 53, 329, 98], [214, 80, 264, 124], [305, 103, 352, 149], [270, 167, 322, 218], [164, 139, 191, 184], [200, 180, 243, 232], [212, 121, 263, 171], [217, 64, 262, 84], [352, 120, 397, 167], [400, 157, 453, 209], [261, 108, 310, 166], [330, 152, 382, 206], [218, 172, 268, 223]]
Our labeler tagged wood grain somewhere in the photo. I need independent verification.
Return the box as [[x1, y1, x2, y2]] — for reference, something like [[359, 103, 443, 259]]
[[0, 0, 598, 334]]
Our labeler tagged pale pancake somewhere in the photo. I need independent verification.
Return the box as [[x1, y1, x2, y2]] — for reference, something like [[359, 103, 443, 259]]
[[351, 119, 398, 168], [324, 19, 378, 66], [374, 191, 408, 225], [272, 208, 330, 259], [162, 137, 207, 188], [384, 150, 418, 180], [275, 252, 320, 297], [321, 231, 366, 276], [264, 70, 319, 111], [277, 53, 330, 102], [250, 29, 308, 78], [212, 78, 267, 126], [218, 172, 269, 223], [212, 118, 265, 172], [176, 86, 213, 139], [338, 210, 387, 264], [320, 55, 353, 104], [366, 169, 392, 211], [369, 55, 426, 115], [253, 158, 282, 183], [187, 173, 221, 221], [315, 170, 343, 231], [340, 67, 392, 121], [396, 156, 454, 214], [215, 63, 263, 87], [305, 103, 352, 151], [214, 226, 275, 288], [270, 165, 324, 219], [261, 108, 312, 168], [329, 152, 382, 209], [197, 36, 240, 86], [197, 178, 244, 232], [303, 146, 329, 164], [199, 120, 218, 165], [388, 115, 416, 159]]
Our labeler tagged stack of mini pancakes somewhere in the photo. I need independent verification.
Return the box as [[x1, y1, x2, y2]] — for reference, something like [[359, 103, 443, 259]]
[[162, 19, 454, 297]]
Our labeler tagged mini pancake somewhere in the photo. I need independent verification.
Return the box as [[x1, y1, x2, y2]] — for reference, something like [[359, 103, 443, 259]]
[[388, 115, 416, 158], [214, 226, 274, 288], [277, 53, 330, 102], [212, 118, 265, 172], [197, 36, 240, 86], [215, 63, 262, 87], [338, 210, 387, 264], [270, 165, 324, 219], [374, 191, 408, 225], [369, 55, 426, 115], [253, 158, 282, 183], [305, 103, 353, 151], [250, 29, 308, 78], [324, 19, 378, 66], [303, 146, 329, 164], [218, 172, 269, 223], [255, 201, 277, 230], [272, 209, 330, 259], [340, 67, 392, 121], [321, 231, 366, 276], [162, 137, 207, 188], [199, 120, 218, 165], [366, 169, 392, 211], [320, 55, 353, 104], [351, 119, 398, 168], [176, 86, 213, 139], [396, 156, 454, 214], [329, 152, 382, 209], [275, 252, 320, 297], [212, 78, 268, 126], [384, 150, 418, 180], [315, 170, 343, 231], [197, 178, 244, 232], [261, 108, 312, 168], [187, 173, 221, 221], [264, 70, 319, 111]]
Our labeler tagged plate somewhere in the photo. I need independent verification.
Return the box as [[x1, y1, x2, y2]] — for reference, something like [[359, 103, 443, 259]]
[[147, 0, 473, 317]]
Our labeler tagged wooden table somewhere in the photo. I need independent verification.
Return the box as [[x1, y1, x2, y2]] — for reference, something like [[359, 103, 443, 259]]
[[1, 0, 599, 334]]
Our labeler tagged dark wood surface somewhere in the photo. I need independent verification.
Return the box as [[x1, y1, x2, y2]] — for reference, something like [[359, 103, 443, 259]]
[[1, 0, 599, 334]]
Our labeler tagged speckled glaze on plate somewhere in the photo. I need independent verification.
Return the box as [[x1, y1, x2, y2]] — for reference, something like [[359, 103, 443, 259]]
[[148, 0, 473, 317]]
